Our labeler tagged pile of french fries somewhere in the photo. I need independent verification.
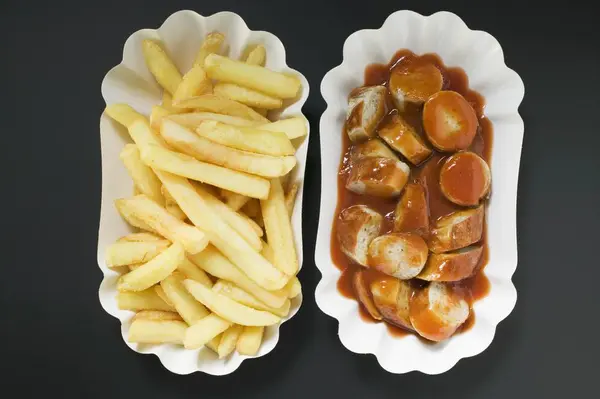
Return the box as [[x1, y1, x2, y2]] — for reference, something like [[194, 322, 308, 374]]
[[104, 31, 305, 359]]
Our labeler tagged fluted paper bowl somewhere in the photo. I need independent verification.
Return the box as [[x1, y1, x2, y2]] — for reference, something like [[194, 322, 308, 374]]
[[97, 10, 309, 375], [316, 10, 524, 374]]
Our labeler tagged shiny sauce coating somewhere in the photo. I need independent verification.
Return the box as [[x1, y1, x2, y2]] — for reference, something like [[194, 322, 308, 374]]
[[332, 50, 493, 338]]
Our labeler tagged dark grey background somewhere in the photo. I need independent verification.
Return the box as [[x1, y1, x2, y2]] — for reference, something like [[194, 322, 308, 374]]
[[3, 0, 599, 397]]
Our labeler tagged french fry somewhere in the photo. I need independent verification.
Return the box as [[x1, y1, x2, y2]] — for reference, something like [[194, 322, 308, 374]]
[[167, 112, 260, 129], [193, 32, 225, 67], [213, 83, 283, 110], [150, 105, 185, 131], [161, 273, 210, 325], [177, 257, 213, 288], [105, 103, 145, 128], [245, 216, 263, 237], [258, 117, 308, 140], [118, 232, 163, 242], [208, 335, 222, 352], [196, 121, 294, 156], [184, 313, 231, 349], [128, 118, 166, 147], [193, 183, 262, 252], [142, 39, 182, 95], [173, 65, 213, 103], [133, 310, 183, 322], [128, 318, 187, 344], [133, 185, 142, 195], [244, 45, 266, 66], [217, 324, 243, 358], [213, 280, 291, 318], [140, 145, 270, 200], [120, 144, 164, 205], [285, 276, 302, 299], [220, 189, 250, 211], [162, 91, 176, 111], [183, 280, 281, 326], [189, 246, 287, 309], [261, 178, 298, 275], [173, 94, 269, 123], [154, 285, 173, 306], [105, 240, 170, 269], [161, 185, 187, 220], [117, 289, 175, 312], [236, 326, 264, 356], [115, 195, 208, 254], [117, 242, 184, 291], [115, 200, 156, 233], [154, 172, 286, 290], [260, 240, 275, 263], [204, 54, 301, 99], [161, 120, 296, 178], [285, 182, 299, 217]]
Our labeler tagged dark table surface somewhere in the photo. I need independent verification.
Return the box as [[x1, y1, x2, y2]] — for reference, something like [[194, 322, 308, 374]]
[[3, 0, 600, 397]]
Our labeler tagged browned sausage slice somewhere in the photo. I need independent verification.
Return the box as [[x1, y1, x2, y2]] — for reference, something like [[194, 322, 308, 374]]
[[389, 62, 443, 110], [378, 113, 432, 165], [440, 151, 491, 206], [417, 245, 483, 281], [370, 276, 414, 331], [394, 182, 429, 236], [350, 138, 398, 162], [346, 157, 410, 198], [367, 233, 429, 279], [337, 205, 383, 266], [345, 86, 387, 143], [353, 270, 382, 320], [428, 205, 484, 253]]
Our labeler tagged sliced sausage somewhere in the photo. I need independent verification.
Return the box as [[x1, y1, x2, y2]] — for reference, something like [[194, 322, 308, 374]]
[[440, 151, 491, 206], [346, 157, 410, 198], [389, 62, 443, 110], [337, 205, 383, 266], [428, 205, 484, 253], [353, 270, 382, 320], [377, 113, 432, 165], [409, 282, 470, 342], [350, 138, 398, 162], [394, 182, 429, 236], [417, 245, 483, 281], [370, 276, 414, 331], [367, 233, 429, 279], [423, 91, 478, 152], [345, 86, 387, 143]]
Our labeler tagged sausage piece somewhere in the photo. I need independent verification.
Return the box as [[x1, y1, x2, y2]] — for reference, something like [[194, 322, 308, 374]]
[[345, 86, 387, 143], [353, 270, 382, 320], [346, 157, 410, 198], [389, 62, 443, 110], [394, 182, 429, 236], [370, 276, 414, 331], [337, 205, 383, 266], [350, 138, 398, 162], [417, 245, 483, 281], [440, 151, 491, 206], [378, 113, 432, 165], [428, 205, 484, 253], [409, 282, 470, 342], [368, 233, 429, 279]]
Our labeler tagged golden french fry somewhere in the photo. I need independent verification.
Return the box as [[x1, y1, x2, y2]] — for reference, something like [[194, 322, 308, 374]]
[[141, 145, 270, 200], [220, 189, 250, 211], [217, 324, 243, 358], [177, 257, 213, 288], [117, 242, 184, 291], [194, 32, 225, 67], [117, 289, 175, 312], [260, 240, 275, 263], [128, 118, 166, 147], [183, 279, 281, 326], [184, 313, 231, 349], [142, 39, 182, 95], [193, 183, 262, 252], [115, 200, 156, 233], [258, 117, 308, 140], [167, 112, 260, 129], [133, 310, 183, 322], [213, 83, 282, 110], [161, 120, 296, 178], [105, 240, 170, 269], [105, 103, 145, 128], [150, 105, 185, 131], [285, 276, 302, 298], [161, 273, 210, 325], [173, 65, 213, 103], [207, 335, 221, 352], [154, 285, 174, 306], [133, 185, 142, 195], [285, 182, 299, 218], [128, 318, 187, 344], [118, 232, 163, 242], [245, 216, 263, 237], [189, 246, 287, 309], [120, 144, 164, 205], [173, 94, 269, 123], [161, 185, 187, 220], [204, 54, 300, 99], [196, 121, 294, 156], [155, 172, 286, 290], [115, 195, 208, 254], [162, 91, 176, 111], [236, 326, 264, 356], [244, 45, 266, 66], [213, 280, 291, 318], [261, 179, 298, 275]]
